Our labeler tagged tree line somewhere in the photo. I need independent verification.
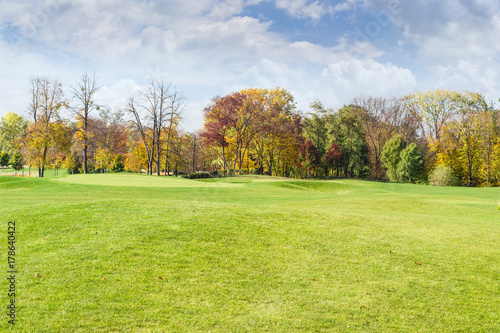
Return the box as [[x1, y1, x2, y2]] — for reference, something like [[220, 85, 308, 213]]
[[200, 88, 500, 186], [0, 74, 499, 186]]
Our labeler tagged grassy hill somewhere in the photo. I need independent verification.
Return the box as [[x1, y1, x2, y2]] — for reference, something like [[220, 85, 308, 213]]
[[0, 173, 499, 332]]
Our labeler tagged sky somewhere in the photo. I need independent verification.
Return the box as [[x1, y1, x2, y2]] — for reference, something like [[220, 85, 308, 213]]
[[0, 0, 499, 131]]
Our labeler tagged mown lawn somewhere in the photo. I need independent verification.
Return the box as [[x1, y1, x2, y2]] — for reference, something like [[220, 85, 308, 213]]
[[0, 173, 499, 332]]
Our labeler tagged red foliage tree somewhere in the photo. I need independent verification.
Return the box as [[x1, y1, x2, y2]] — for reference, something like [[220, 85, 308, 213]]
[[323, 142, 342, 177], [201, 94, 244, 172], [298, 139, 322, 179]]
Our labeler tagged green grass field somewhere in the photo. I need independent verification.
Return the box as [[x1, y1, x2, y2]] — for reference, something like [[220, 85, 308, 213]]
[[0, 172, 499, 332]]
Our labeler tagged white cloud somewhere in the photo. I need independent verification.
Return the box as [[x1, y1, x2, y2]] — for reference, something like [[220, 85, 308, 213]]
[[275, 0, 328, 20], [423, 60, 499, 102], [95, 79, 142, 112], [316, 59, 416, 106], [209, 0, 245, 19], [385, 0, 500, 64]]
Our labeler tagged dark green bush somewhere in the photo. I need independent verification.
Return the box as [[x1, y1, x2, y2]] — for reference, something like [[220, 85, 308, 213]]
[[183, 172, 213, 179], [0, 151, 10, 167], [9, 153, 23, 171], [111, 154, 125, 173]]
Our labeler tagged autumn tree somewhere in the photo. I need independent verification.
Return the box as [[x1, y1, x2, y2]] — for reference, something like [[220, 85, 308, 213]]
[[249, 88, 300, 176], [434, 92, 489, 186], [478, 106, 499, 186], [408, 89, 460, 162], [298, 139, 321, 179], [201, 95, 233, 173], [322, 142, 342, 177], [456, 92, 488, 186], [24, 76, 69, 177]]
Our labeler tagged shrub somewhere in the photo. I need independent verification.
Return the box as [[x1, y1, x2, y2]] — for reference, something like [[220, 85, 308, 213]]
[[429, 166, 459, 186], [183, 172, 213, 179]]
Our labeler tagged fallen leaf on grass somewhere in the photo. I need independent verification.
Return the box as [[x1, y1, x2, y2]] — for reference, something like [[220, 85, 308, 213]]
[[158, 276, 163, 280], [414, 262, 421, 265]]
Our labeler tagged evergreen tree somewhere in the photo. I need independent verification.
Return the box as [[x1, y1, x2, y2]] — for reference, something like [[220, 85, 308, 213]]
[[111, 154, 125, 173]]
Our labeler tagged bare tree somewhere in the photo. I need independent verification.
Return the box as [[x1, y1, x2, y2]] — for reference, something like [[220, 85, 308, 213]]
[[127, 97, 153, 174], [164, 90, 184, 176], [69, 73, 100, 174], [127, 79, 183, 175]]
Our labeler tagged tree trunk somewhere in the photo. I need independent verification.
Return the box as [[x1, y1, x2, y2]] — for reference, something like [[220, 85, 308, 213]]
[[156, 138, 161, 176], [222, 144, 226, 174], [83, 141, 88, 174], [192, 135, 196, 173]]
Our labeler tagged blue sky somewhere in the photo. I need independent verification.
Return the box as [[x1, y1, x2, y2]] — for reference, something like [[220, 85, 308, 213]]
[[1, 0, 499, 130]]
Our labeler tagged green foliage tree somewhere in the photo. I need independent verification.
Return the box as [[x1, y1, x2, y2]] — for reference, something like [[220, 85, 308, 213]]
[[381, 135, 406, 181], [303, 100, 329, 153], [329, 106, 368, 178], [111, 154, 125, 172], [0, 111, 26, 153], [382, 135, 424, 183], [0, 151, 10, 167], [397, 143, 423, 183]]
